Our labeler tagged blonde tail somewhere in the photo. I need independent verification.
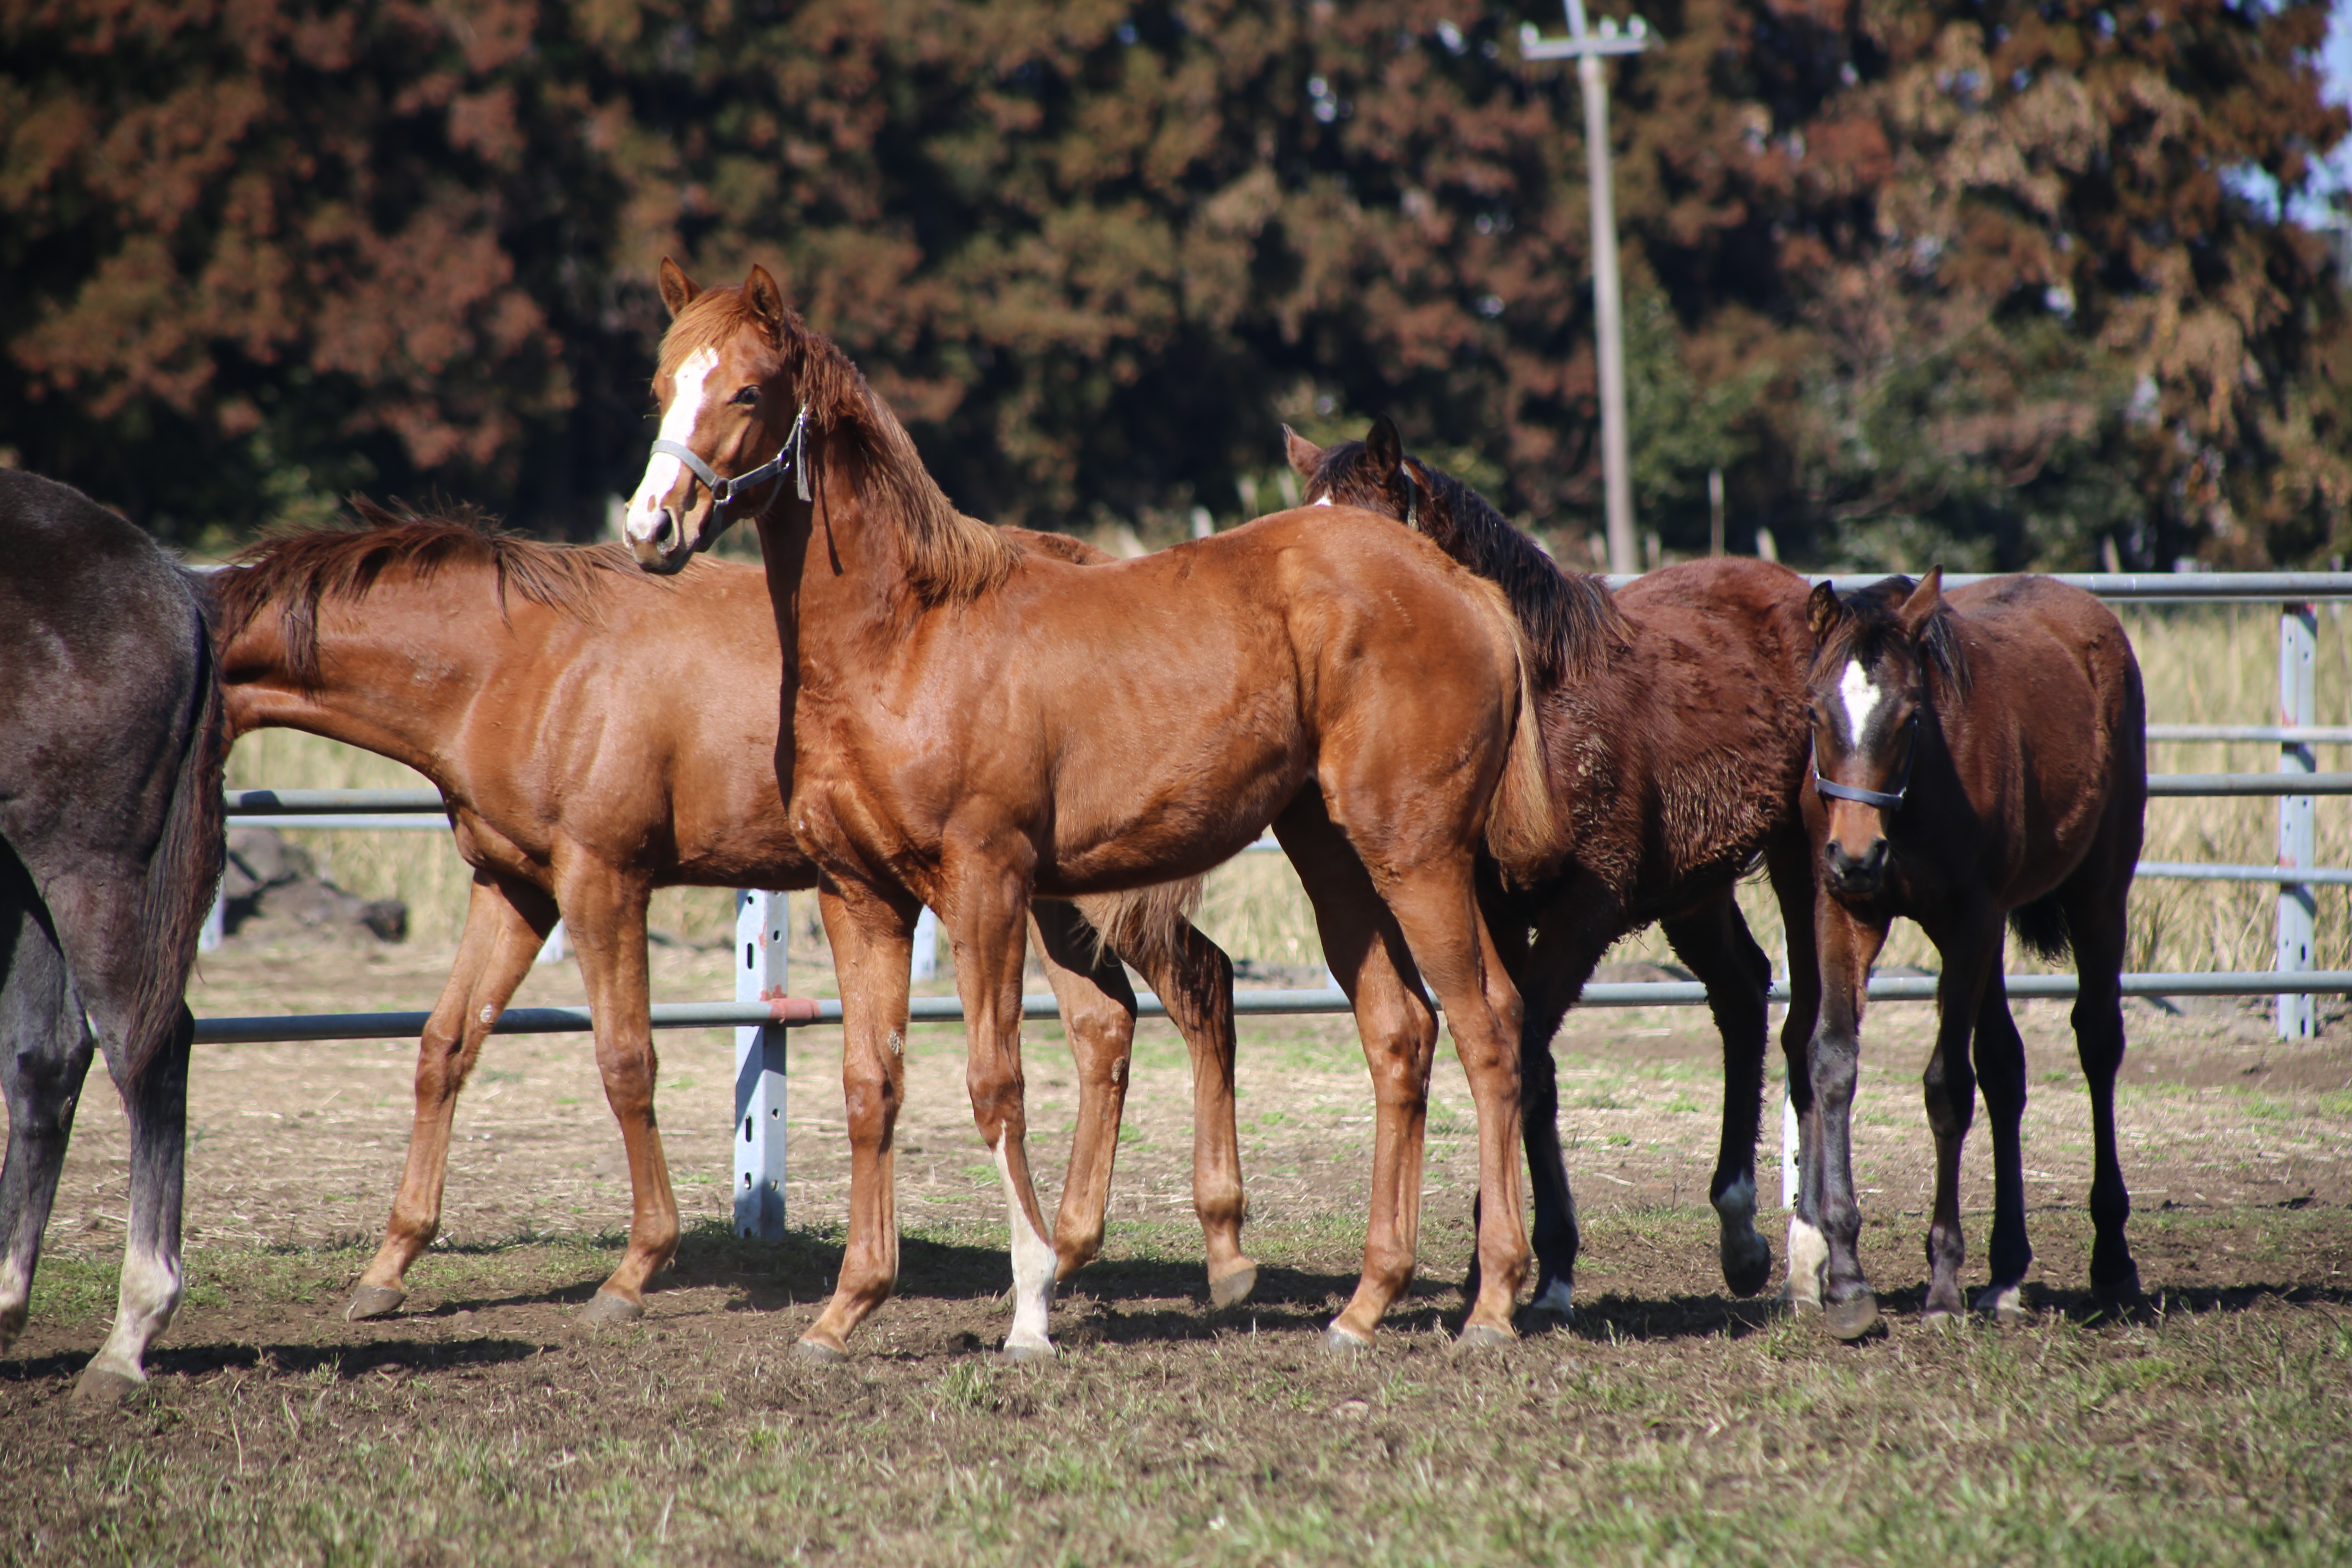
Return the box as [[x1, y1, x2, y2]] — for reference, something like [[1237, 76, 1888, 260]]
[[1466, 579, 1562, 883]]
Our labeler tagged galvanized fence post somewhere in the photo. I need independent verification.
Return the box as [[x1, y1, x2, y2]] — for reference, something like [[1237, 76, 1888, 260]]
[[2279, 604, 2318, 1040], [734, 889, 789, 1238], [911, 905, 939, 982]]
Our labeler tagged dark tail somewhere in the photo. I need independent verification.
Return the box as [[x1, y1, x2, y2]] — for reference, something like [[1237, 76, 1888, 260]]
[[124, 576, 229, 1075], [2007, 895, 2071, 963]]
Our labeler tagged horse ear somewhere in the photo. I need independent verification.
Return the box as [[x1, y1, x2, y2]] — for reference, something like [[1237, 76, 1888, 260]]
[[1897, 566, 1944, 635], [1806, 580, 1842, 641], [1283, 425, 1323, 482], [657, 258, 700, 319], [1365, 416, 1402, 482], [744, 264, 788, 341]]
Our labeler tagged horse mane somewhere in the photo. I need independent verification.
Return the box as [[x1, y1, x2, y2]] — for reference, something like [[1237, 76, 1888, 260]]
[[1813, 575, 1972, 701], [662, 290, 1020, 604], [1337, 443, 1628, 688], [211, 499, 666, 688]]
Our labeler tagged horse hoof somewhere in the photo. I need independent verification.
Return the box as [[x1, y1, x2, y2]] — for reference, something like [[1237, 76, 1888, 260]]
[[576, 1290, 644, 1327], [1001, 1339, 1057, 1365], [793, 1337, 849, 1367], [1973, 1285, 2027, 1326], [70, 1366, 144, 1408], [1323, 1323, 1373, 1355], [1209, 1262, 1258, 1311], [1722, 1240, 1774, 1300], [1824, 1293, 1883, 1342], [1453, 1322, 1515, 1354], [2091, 1263, 2145, 1315], [345, 1284, 408, 1322], [1920, 1307, 1963, 1332]]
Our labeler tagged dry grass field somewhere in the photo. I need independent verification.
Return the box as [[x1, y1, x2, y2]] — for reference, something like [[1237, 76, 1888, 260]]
[[4, 599, 2348, 1563]]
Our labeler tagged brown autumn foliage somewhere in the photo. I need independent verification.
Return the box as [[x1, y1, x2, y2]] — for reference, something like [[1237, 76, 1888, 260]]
[[0, 0, 2343, 567]]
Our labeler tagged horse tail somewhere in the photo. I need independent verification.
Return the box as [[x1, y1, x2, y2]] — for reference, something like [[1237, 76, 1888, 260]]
[[1073, 876, 1207, 969], [2007, 895, 2071, 963], [126, 576, 229, 1076], [1463, 576, 1563, 882]]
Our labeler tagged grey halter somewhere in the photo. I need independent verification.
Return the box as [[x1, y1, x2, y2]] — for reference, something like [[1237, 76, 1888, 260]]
[[1812, 712, 1922, 812], [648, 402, 811, 531]]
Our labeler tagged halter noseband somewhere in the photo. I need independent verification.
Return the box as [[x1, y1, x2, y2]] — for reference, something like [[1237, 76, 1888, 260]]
[[1811, 711, 1921, 812], [648, 402, 811, 531]]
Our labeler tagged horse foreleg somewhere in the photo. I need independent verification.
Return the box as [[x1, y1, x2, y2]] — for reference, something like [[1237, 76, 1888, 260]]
[[1765, 830, 1824, 1304], [1029, 901, 1137, 1284], [1970, 965, 2032, 1322], [1806, 900, 1885, 1339], [563, 866, 679, 1322], [352, 873, 554, 1321], [802, 880, 916, 1361], [1508, 892, 1611, 1323], [1086, 904, 1256, 1307], [0, 864, 96, 1359], [941, 860, 1059, 1360], [1920, 918, 1996, 1321], [1662, 894, 1775, 1298], [1277, 795, 1439, 1349]]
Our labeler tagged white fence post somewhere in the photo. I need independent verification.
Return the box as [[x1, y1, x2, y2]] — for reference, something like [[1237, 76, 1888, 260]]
[[734, 890, 789, 1239], [2279, 604, 2318, 1040], [911, 905, 939, 982], [200, 880, 225, 953], [536, 920, 568, 965]]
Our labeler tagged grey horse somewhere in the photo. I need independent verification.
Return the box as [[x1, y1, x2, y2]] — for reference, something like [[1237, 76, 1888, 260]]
[[0, 469, 225, 1403]]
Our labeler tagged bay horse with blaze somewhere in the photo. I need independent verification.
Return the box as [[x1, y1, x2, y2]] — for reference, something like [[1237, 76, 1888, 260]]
[[1795, 570, 2145, 1336], [626, 262, 1559, 1359], [210, 507, 1254, 1323]]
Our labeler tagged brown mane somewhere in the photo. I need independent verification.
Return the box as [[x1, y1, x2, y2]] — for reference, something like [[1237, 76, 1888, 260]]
[[1810, 574, 1972, 702], [660, 289, 1020, 604], [211, 500, 671, 688]]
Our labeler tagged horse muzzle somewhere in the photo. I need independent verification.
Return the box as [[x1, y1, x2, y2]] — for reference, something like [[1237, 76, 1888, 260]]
[[626, 505, 694, 575], [1822, 837, 1889, 899]]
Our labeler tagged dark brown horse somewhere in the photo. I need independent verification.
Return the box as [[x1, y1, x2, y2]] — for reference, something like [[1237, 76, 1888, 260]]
[[1795, 570, 2144, 1336], [0, 470, 227, 1404], [211, 509, 1255, 1323], [626, 262, 1559, 1359], [1288, 419, 1822, 1319]]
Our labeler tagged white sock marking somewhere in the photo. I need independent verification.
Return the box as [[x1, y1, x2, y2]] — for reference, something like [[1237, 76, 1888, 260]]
[[993, 1138, 1057, 1354], [626, 346, 720, 547], [1785, 1216, 1828, 1307], [85, 1242, 183, 1383], [0, 1256, 29, 1349], [1837, 658, 1882, 746]]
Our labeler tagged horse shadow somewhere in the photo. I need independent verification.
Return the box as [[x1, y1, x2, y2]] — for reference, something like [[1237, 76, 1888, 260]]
[[1, 1335, 544, 1386]]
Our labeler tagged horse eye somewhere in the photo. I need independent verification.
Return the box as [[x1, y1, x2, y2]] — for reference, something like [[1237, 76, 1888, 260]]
[[731, 385, 760, 406]]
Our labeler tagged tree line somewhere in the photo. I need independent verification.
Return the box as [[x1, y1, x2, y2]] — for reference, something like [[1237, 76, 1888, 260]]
[[4, 0, 2345, 568]]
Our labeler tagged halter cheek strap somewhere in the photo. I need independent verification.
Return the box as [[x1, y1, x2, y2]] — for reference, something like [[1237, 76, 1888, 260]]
[[1811, 713, 1921, 812], [649, 403, 811, 531]]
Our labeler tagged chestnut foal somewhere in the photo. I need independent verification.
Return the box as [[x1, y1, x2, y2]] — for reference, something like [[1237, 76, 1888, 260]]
[[626, 262, 1558, 1360], [212, 509, 1252, 1323], [1290, 420, 1822, 1318], [1796, 570, 2145, 1337]]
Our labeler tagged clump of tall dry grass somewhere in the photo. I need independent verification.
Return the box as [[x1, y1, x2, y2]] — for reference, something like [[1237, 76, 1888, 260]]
[[233, 604, 2347, 979]]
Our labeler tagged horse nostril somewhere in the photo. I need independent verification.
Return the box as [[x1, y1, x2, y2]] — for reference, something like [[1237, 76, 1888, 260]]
[[651, 507, 679, 552]]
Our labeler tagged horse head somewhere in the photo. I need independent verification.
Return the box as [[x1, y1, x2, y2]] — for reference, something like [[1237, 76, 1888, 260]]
[[1285, 416, 1419, 526], [625, 259, 813, 575], [1803, 567, 1953, 900]]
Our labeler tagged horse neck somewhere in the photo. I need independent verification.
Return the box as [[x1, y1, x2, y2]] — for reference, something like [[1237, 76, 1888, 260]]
[[219, 580, 513, 781], [753, 438, 931, 686]]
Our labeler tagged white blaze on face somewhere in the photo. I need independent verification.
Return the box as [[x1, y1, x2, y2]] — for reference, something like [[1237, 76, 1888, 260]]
[[1837, 657, 1882, 747], [626, 346, 720, 546], [1311, 493, 1334, 506]]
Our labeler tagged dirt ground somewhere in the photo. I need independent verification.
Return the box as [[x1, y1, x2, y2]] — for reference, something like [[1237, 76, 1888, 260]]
[[4, 931, 2350, 1563]]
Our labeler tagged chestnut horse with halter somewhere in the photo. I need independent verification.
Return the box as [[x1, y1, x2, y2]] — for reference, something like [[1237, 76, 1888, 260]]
[[211, 508, 1252, 1323], [1288, 420, 1821, 1319], [1797, 570, 2145, 1337], [626, 262, 1559, 1359]]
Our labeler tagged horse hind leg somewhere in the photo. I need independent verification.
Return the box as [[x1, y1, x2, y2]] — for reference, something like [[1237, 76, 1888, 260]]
[[0, 857, 98, 1359], [1663, 894, 1775, 1298], [1029, 900, 1140, 1286], [2063, 880, 2140, 1307]]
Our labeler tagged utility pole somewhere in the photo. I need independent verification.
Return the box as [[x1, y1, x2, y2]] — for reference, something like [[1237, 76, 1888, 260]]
[[1524, 2, 1649, 576]]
